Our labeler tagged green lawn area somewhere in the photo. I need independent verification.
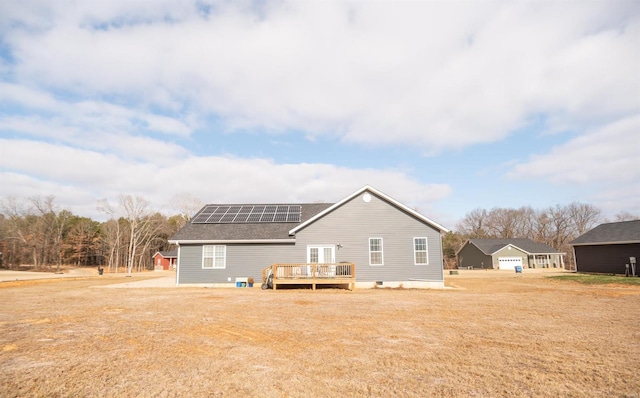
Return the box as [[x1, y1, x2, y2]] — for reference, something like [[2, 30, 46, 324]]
[[548, 273, 640, 285]]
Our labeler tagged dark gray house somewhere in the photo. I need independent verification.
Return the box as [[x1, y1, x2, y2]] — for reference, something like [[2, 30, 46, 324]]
[[571, 220, 640, 274], [168, 185, 449, 288], [456, 238, 564, 270]]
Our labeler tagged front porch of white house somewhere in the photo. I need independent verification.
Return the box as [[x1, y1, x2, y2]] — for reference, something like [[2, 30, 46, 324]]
[[527, 254, 564, 268]]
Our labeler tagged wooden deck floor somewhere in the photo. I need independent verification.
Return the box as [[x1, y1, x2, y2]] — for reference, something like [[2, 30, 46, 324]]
[[262, 263, 356, 290]]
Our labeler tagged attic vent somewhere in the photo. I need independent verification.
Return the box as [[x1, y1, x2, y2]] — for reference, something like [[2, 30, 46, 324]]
[[363, 193, 372, 203]]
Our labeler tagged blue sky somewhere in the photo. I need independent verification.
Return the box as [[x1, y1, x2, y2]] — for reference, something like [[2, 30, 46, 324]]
[[0, 0, 638, 227]]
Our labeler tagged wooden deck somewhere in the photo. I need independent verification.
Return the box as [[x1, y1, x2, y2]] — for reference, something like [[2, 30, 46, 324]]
[[262, 263, 355, 290]]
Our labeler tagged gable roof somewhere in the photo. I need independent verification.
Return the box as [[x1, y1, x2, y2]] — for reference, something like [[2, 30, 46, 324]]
[[289, 185, 449, 235], [460, 238, 562, 256], [153, 250, 177, 258], [570, 220, 640, 246], [169, 203, 332, 243], [168, 185, 448, 244]]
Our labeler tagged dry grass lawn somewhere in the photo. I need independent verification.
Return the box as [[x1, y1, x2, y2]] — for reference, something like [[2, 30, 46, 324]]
[[1, 271, 638, 397]]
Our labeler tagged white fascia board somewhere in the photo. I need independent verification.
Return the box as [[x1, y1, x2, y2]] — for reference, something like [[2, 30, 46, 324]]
[[168, 239, 295, 245], [289, 185, 449, 235]]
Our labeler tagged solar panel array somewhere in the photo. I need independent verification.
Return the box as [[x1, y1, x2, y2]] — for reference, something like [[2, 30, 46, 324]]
[[192, 205, 302, 224]]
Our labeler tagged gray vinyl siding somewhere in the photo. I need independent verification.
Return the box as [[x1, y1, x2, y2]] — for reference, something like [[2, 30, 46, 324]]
[[294, 192, 443, 282], [575, 243, 640, 274], [178, 243, 297, 284], [457, 243, 492, 269]]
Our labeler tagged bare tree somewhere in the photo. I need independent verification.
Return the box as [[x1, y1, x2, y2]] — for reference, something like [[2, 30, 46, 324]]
[[1, 196, 39, 267], [31, 195, 71, 272], [568, 202, 601, 236], [485, 207, 523, 239], [120, 195, 151, 276], [547, 204, 572, 250], [514, 206, 537, 239], [97, 199, 123, 273], [532, 209, 553, 245], [456, 208, 488, 238], [170, 193, 204, 229], [614, 211, 640, 221]]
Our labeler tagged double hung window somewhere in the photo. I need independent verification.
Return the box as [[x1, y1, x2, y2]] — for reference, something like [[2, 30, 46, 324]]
[[414, 237, 428, 265], [369, 238, 384, 266], [202, 245, 226, 269]]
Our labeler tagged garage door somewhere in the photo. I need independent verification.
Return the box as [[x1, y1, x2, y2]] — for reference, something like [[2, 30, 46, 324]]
[[498, 257, 522, 270]]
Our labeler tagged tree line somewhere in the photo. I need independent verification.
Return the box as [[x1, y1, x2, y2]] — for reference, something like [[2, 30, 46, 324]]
[[1, 194, 636, 272], [443, 203, 638, 269], [0, 194, 202, 273]]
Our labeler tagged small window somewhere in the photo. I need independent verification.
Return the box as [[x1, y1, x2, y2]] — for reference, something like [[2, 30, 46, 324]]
[[414, 237, 428, 265], [203, 245, 226, 269], [369, 238, 384, 266]]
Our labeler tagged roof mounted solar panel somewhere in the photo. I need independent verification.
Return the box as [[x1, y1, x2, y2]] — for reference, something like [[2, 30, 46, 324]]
[[207, 214, 224, 223], [260, 213, 275, 222], [192, 204, 302, 224], [234, 213, 250, 222], [287, 213, 301, 222]]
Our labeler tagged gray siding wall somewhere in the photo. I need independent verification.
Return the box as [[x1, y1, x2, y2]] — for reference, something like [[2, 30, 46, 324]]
[[295, 192, 444, 282], [575, 243, 640, 274], [457, 243, 492, 269], [178, 243, 297, 284]]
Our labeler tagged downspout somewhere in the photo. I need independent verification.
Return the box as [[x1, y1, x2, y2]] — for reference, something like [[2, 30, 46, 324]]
[[175, 243, 181, 286]]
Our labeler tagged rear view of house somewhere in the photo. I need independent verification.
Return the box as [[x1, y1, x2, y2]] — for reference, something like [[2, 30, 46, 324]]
[[571, 220, 640, 274], [456, 238, 564, 270], [168, 185, 449, 288]]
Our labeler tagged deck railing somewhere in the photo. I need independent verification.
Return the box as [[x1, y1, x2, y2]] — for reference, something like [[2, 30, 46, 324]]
[[262, 262, 355, 290]]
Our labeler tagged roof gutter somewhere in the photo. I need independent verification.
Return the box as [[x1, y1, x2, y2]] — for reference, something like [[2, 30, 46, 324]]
[[168, 239, 295, 245]]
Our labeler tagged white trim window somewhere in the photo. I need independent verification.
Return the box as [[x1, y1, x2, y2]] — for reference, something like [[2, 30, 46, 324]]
[[202, 245, 226, 269], [369, 238, 384, 266], [414, 237, 428, 265]]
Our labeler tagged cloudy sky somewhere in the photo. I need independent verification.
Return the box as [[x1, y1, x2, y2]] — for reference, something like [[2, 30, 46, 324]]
[[0, 0, 638, 226]]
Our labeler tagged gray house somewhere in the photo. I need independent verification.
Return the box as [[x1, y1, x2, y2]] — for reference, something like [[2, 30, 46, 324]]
[[571, 220, 640, 274], [456, 238, 564, 270], [168, 185, 449, 288]]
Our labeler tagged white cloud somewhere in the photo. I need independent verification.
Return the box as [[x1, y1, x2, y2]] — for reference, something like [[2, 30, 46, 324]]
[[508, 116, 640, 184], [507, 115, 640, 215], [0, 138, 451, 221], [2, 1, 637, 152], [0, 0, 638, 223]]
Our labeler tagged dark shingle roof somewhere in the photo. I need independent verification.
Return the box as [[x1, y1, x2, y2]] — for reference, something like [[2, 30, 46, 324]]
[[158, 250, 177, 258], [469, 238, 561, 255], [169, 203, 333, 242], [571, 220, 640, 245]]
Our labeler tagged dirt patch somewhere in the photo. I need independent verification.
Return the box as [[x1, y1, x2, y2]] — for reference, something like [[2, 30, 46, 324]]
[[0, 274, 638, 397]]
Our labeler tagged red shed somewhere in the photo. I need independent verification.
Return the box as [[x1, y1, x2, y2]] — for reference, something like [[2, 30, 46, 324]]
[[152, 251, 177, 271]]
